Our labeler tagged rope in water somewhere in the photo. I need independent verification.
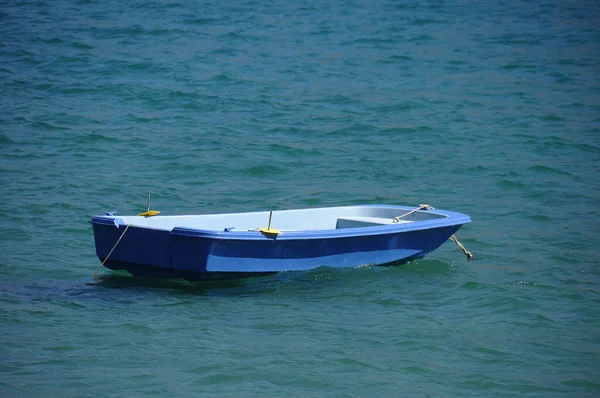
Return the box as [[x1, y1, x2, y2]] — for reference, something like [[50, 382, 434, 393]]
[[92, 224, 130, 278], [450, 235, 473, 260], [393, 204, 473, 260]]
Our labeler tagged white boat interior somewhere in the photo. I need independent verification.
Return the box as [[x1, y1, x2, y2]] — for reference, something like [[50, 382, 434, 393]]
[[107, 206, 447, 232]]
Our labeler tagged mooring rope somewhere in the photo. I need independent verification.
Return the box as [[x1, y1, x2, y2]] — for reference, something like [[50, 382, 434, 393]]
[[92, 224, 130, 278], [393, 204, 434, 223], [450, 235, 473, 260], [393, 204, 473, 260]]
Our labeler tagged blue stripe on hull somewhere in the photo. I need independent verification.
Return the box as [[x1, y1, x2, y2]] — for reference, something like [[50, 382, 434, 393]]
[[102, 259, 276, 281], [203, 225, 459, 272]]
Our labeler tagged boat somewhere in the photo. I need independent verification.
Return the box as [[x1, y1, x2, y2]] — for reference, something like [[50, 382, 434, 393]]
[[90, 204, 471, 280]]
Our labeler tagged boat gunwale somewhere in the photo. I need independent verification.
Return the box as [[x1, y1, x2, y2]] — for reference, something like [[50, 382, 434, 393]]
[[91, 205, 471, 241]]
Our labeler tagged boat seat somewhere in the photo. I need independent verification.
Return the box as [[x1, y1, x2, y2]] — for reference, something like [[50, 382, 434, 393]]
[[335, 216, 410, 229]]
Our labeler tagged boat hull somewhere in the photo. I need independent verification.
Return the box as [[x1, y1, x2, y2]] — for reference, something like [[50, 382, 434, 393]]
[[91, 205, 470, 280]]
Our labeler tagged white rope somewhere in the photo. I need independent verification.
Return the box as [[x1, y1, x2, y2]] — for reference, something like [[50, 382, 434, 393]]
[[393, 204, 434, 223], [93, 224, 130, 278], [450, 235, 473, 260], [393, 204, 473, 260]]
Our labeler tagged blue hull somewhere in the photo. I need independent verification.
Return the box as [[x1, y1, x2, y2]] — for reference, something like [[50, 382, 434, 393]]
[[91, 205, 470, 280]]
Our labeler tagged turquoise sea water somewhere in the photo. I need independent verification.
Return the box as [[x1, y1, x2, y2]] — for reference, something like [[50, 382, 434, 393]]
[[1, 0, 599, 396]]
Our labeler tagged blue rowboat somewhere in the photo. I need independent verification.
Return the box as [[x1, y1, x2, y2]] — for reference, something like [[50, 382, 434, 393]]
[[91, 204, 471, 280]]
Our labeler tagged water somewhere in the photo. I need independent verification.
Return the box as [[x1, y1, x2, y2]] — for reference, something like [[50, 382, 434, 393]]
[[1, 0, 599, 395]]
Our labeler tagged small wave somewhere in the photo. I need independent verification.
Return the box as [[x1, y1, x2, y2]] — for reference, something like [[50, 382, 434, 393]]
[[239, 164, 285, 176], [183, 17, 221, 26], [75, 133, 121, 143], [218, 32, 258, 41], [377, 54, 413, 64], [70, 41, 93, 50], [207, 73, 236, 83], [409, 18, 445, 26], [526, 214, 553, 222], [406, 34, 435, 42], [342, 37, 396, 46], [382, 125, 434, 134], [501, 63, 538, 70], [498, 179, 527, 189], [490, 35, 543, 45], [31, 121, 70, 131], [31, 36, 63, 45], [528, 165, 572, 176], [0, 134, 15, 144], [370, 103, 413, 113], [540, 114, 564, 122], [167, 90, 200, 100], [268, 143, 323, 157]]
